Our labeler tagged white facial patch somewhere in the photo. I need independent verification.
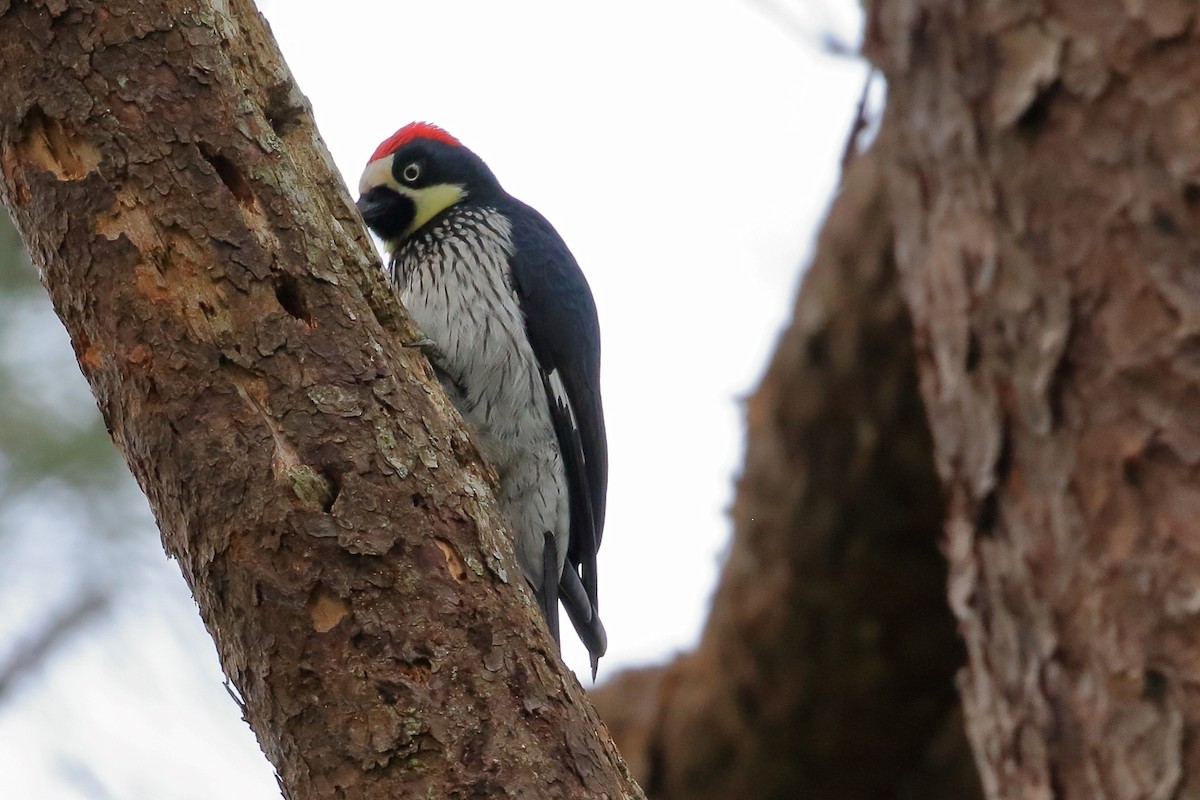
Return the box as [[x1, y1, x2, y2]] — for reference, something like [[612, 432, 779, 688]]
[[357, 157, 395, 196], [358, 157, 466, 246]]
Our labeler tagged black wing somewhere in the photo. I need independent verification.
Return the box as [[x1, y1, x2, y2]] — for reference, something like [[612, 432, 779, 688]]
[[502, 197, 608, 667]]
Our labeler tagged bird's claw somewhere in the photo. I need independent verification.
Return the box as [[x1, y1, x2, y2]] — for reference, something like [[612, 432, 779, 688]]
[[403, 337, 438, 349]]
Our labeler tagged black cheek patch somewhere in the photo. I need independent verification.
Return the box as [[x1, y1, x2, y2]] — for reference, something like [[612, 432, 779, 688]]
[[357, 187, 415, 242]]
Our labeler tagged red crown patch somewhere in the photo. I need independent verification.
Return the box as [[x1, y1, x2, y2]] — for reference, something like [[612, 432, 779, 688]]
[[369, 122, 462, 163]]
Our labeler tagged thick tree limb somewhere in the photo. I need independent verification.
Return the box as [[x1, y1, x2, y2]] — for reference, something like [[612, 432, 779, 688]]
[[0, 2, 640, 797], [868, 2, 1200, 796], [593, 133, 979, 798]]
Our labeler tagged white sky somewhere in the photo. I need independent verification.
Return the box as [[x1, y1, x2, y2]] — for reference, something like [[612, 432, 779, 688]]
[[0, 2, 867, 797]]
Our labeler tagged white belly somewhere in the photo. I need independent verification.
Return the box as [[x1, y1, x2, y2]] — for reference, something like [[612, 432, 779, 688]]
[[392, 207, 570, 589]]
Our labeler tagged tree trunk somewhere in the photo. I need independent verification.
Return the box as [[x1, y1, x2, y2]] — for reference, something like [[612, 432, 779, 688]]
[[867, 2, 1200, 797], [0, 2, 641, 798], [592, 132, 980, 799]]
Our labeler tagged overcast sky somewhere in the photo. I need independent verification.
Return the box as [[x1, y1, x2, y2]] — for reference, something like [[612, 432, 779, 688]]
[[0, 2, 867, 798]]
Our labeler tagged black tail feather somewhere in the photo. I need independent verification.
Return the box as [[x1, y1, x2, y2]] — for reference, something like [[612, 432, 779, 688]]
[[560, 566, 606, 679], [540, 531, 561, 644]]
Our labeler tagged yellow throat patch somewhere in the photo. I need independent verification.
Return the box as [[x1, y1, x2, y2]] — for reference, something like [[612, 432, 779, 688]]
[[395, 183, 466, 245]]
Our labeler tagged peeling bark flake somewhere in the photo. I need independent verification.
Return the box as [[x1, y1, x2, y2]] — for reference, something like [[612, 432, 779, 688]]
[[992, 24, 1062, 128]]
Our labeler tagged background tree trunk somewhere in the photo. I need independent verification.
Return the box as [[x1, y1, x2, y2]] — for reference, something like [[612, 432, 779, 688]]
[[593, 133, 981, 799], [0, 2, 641, 798], [867, 1, 1200, 796]]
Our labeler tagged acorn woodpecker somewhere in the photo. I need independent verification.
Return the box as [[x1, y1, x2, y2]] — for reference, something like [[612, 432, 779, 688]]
[[356, 123, 607, 673]]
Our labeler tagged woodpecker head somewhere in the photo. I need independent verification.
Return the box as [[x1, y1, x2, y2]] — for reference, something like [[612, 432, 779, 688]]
[[357, 122, 502, 251]]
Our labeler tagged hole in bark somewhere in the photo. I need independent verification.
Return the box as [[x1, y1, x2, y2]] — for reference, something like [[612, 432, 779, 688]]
[[994, 413, 1014, 484], [1123, 457, 1143, 487], [274, 274, 315, 326], [199, 144, 255, 207], [975, 491, 1000, 537], [965, 329, 982, 372], [466, 623, 493, 651], [462, 721, 491, 770], [1047, 347, 1072, 430], [264, 82, 306, 137], [1049, 762, 1066, 799], [1016, 81, 1060, 137], [435, 538, 468, 582], [1185, 183, 1200, 215], [376, 680, 403, 705], [399, 658, 432, 684], [351, 631, 381, 656], [1143, 669, 1168, 706], [910, 9, 930, 55], [319, 467, 342, 513], [1153, 208, 1180, 237], [17, 105, 101, 180]]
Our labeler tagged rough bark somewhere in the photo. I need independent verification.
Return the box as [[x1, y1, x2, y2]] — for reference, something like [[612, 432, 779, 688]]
[[592, 138, 979, 798], [0, 2, 641, 798], [867, 2, 1200, 797]]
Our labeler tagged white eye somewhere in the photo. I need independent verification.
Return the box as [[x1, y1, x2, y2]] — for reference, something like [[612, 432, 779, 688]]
[[401, 162, 421, 183]]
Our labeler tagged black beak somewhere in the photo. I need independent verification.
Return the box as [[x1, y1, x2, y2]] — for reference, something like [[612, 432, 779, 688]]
[[357, 187, 414, 242]]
